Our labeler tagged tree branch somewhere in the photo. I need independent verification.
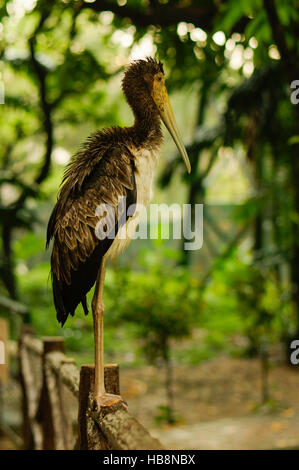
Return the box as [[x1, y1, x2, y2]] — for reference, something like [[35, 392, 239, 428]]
[[263, 0, 299, 80], [80, 0, 217, 30], [29, 38, 53, 185], [11, 12, 54, 212]]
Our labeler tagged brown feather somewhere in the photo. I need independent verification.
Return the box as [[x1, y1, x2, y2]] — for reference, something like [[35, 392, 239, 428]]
[[47, 58, 165, 325]]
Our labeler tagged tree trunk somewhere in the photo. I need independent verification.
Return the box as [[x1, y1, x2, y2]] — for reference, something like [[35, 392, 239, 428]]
[[2, 223, 17, 299]]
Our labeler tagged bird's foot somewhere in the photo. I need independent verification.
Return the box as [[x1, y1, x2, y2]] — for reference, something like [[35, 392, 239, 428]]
[[93, 393, 127, 412]]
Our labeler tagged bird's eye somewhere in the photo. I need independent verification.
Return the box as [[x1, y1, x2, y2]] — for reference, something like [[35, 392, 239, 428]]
[[157, 76, 162, 82]]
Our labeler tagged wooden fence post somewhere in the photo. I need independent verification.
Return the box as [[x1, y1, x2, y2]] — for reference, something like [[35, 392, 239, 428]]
[[0, 318, 9, 384], [19, 324, 36, 450], [77, 364, 120, 450], [37, 337, 64, 450]]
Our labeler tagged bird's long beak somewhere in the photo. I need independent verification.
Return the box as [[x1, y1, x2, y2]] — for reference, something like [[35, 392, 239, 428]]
[[152, 81, 191, 174]]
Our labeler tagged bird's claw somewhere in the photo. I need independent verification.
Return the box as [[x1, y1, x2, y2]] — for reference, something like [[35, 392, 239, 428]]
[[93, 393, 127, 412]]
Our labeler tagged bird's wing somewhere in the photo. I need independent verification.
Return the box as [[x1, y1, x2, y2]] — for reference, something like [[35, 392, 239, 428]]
[[47, 143, 137, 326]]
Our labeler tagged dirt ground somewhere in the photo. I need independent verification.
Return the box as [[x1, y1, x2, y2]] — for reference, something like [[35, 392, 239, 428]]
[[120, 356, 299, 449]]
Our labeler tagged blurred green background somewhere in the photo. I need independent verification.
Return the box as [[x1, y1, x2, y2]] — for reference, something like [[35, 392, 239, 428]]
[[1, 0, 299, 438]]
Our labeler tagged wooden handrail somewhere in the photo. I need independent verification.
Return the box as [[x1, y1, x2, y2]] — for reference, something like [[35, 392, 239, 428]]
[[21, 333, 43, 356], [46, 351, 79, 397], [17, 329, 163, 450], [94, 407, 163, 450]]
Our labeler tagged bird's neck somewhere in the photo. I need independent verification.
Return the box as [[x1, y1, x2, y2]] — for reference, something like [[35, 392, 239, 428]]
[[132, 109, 163, 150], [124, 88, 163, 150]]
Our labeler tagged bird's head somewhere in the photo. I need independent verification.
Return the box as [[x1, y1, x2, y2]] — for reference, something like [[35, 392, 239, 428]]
[[122, 57, 191, 173]]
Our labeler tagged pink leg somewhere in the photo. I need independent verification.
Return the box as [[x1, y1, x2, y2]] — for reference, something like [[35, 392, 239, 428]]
[[92, 257, 123, 410]]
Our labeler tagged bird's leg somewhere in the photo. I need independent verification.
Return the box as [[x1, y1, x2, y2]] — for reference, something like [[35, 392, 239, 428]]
[[91, 257, 123, 410]]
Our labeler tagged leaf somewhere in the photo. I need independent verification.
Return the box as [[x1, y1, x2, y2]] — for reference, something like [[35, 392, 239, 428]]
[[288, 135, 299, 145]]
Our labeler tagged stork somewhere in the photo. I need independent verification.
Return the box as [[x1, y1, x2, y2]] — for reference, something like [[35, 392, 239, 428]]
[[46, 58, 191, 409]]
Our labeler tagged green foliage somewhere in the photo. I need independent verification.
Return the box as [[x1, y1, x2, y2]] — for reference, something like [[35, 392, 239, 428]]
[[105, 249, 201, 365], [154, 405, 181, 427], [210, 251, 295, 354]]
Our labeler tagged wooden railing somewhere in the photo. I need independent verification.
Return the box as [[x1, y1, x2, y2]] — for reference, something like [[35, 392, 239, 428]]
[[18, 325, 163, 450]]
